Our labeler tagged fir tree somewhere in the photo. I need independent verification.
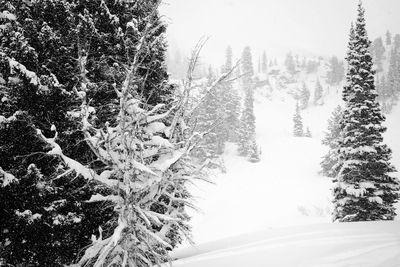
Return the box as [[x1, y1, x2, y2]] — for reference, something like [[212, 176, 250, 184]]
[[386, 30, 392, 46], [371, 37, 385, 72], [0, 1, 196, 266], [238, 89, 256, 156], [285, 52, 296, 75], [223, 46, 241, 142], [333, 2, 400, 222], [326, 56, 345, 85], [261, 51, 268, 74], [0, 2, 116, 265], [387, 47, 400, 102], [299, 83, 310, 109], [194, 67, 222, 161], [321, 106, 343, 178], [248, 140, 261, 163], [304, 127, 312, 138], [237, 46, 256, 156], [293, 103, 304, 137], [241, 46, 254, 89], [314, 78, 324, 105]]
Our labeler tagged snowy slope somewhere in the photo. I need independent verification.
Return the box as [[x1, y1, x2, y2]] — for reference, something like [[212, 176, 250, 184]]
[[170, 221, 400, 267], [173, 59, 400, 266]]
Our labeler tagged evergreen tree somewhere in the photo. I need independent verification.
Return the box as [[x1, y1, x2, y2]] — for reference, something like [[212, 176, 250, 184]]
[[0, 1, 117, 265], [371, 37, 385, 72], [248, 140, 261, 163], [223, 46, 241, 142], [333, 2, 400, 222], [293, 103, 303, 137], [304, 127, 312, 138], [386, 30, 392, 46], [394, 34, 400, 49], [237, 89, 256, 156], [326, 56, 345, 85], [0, 1, 194, 266], [237, 46, 256, 156], [261, 51, 268, 74], [299, 83, 310, 109], [321, 106, 343, 178], [193, 67, 221, 161], [241, 46, 254, 89], [313, 78, 324, 105], [285, 52, 296, 75], [305, 59, 319, 74], [387, 47, 400, 101]]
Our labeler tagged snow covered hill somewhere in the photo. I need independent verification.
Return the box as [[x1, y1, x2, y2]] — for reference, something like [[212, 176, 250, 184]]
[[170, 221, 400, 267], [169, 56, 400, 266]]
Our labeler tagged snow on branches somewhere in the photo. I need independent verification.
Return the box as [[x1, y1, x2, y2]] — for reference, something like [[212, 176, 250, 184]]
[[31, 7, 236, 267]]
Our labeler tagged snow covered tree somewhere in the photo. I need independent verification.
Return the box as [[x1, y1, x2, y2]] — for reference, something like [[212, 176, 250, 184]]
[[387, 47, 400, 102], [193, 66, 224, 163], [320, 106, 343, 178], [371, 37, 385, 72], [248, 140, 260, 163], [222, 46, 241, 142], [261, 51, 268, 74], [299, 83, 310, 109], [326, 56, 345, 85], [333, 2, 400, 222], [285, 52, 296, 75], [1, 1, 226, 266], [293, 103, 303, 137], [0, 2, 116, 265], [241, 46, 254, 89], [237, 46, 257, 156], [237, 88, 256, 156], [313, 78, 324, 105], [304, 127, 312, 138], [386, 30, 392, 46]]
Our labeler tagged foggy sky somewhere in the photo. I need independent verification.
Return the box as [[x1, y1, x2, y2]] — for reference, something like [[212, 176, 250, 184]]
[[160, 0, 400, 65]]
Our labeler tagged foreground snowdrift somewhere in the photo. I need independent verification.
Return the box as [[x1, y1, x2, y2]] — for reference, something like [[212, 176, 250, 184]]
[[170, 221, 400, 267]]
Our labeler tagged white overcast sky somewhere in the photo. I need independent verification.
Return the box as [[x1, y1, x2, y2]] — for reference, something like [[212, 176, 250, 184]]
[[160, 0, 400, 64]]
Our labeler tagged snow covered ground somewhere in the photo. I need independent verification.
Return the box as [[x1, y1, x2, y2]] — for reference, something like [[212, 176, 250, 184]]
[[171, 221, 400, 267], [170, 76, 400, 266]]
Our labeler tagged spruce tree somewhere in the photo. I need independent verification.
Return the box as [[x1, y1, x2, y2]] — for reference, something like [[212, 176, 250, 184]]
[[326, 56, 345, 85], [371, 37, 385, 72], [313, 78, 324, 105], [0, 2, 115, 265], [293, 103, 303, 137], [194, 67, 221, 161], [237, 46, 257, 156], [0, 1, 190, 265], [248, 140, 261, 163], [261, 51, 268, 74], [241, 46, 254, 89], [321, 106, 343, 178], [299, 83, 310, 109], [223, 46, 241, 142], [333, 1, 400, 222], [304, 127, 312, 138], [285, 52, 296, 75], [238, 88, 256, 156], [387, 47, 400, 102], [386, 30, 392, 46]]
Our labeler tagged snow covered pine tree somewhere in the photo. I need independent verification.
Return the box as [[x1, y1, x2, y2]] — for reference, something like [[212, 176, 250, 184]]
[[237, 46, 258, 158], [1, 1, 236, 266], [0, 2, 115, 265], [293, 102, 304, 137], [321, 106, 343, 178], [333, 1, 400, 222]]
